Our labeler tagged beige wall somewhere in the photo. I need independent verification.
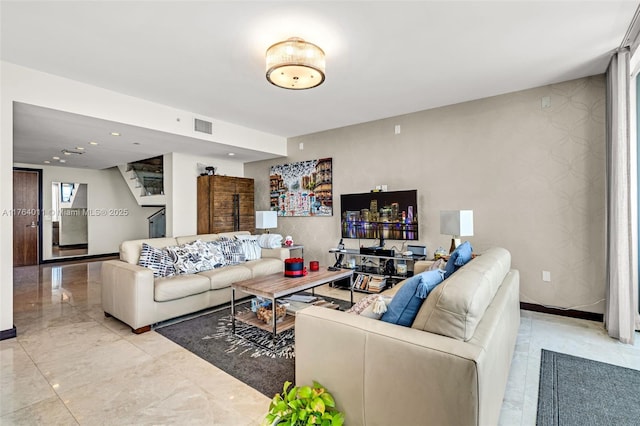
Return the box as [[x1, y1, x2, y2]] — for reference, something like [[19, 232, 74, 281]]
[[14, 163, 161, 260], [246, 75, 606, 314]]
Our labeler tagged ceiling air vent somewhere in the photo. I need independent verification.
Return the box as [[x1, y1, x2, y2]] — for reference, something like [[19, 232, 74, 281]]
[[194, 118, 213, 134]]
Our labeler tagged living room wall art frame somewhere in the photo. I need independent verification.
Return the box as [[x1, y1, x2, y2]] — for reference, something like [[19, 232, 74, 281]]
[[270, 158, 333, 216]]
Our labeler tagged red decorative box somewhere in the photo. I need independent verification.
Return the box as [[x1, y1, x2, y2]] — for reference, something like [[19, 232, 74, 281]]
[[284, 257, 306, 278]]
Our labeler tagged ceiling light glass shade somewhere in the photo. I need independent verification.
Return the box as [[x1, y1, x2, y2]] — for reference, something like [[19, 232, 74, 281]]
[[266, 37, 325, 90]]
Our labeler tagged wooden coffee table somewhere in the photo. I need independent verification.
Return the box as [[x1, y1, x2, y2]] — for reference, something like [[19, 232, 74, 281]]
[[231, 267, 354, 340]]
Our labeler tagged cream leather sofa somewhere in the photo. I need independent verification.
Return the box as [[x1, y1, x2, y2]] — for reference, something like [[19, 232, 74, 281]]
[[296, 247, 519, 426], [102, 231, 290, 333]]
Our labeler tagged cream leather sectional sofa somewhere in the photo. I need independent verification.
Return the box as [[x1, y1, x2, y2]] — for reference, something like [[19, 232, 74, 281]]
[[101, 231, 290, 333], [295, 247, 520, 426]]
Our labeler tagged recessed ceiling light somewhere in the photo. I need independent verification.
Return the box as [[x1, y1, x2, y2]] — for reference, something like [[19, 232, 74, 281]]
[[111, 132, 120, 136], [44, 160, 50, 164], [59, 159, 66, 163], [89, 141, 99, 146], [63, 151, 71, 156], [76, 147, 85, 150], [228, 152, 235, 156], [52, 156, 60, 160]]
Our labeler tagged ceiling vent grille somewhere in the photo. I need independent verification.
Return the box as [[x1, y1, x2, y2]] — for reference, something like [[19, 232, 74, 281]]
[[194, 118, 213, 134]]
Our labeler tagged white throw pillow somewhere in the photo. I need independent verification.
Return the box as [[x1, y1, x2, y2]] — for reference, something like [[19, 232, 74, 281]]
[[237, 237, 262, 261]]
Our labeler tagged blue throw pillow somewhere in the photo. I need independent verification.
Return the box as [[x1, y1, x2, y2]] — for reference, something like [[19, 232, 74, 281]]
[[381, 270, 445, 327], [444, 241, 473, 279]]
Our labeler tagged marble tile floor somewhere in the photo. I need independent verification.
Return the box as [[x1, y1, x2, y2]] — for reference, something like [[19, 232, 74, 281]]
[[1, 260, 639, 425]]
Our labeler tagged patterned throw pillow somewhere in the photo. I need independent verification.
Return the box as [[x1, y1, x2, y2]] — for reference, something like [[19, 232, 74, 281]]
[[347, 293, 392, 320], [236, 236, 262, 261], [166, 240, 221, 274], [346, 293, 380, 315], [138, 243, 176, 277], [216, 237, 246, 265], [429, 258, 446, 271], [205, 241, 227, 268]]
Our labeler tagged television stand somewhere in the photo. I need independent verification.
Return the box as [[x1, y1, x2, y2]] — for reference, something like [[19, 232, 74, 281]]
[[328, 248, 425, 293]]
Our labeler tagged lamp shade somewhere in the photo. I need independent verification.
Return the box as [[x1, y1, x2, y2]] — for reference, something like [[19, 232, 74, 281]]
[[266, 37, 325, 90], [256, 211, 278, 229], [440, 210, 474, 237]]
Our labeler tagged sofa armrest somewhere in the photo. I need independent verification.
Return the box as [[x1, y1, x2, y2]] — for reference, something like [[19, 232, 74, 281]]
[[413, 259, 435, 274], [261, 247, 290, 261], [101, 260, 156, 331], [295, 306, 483, 426]]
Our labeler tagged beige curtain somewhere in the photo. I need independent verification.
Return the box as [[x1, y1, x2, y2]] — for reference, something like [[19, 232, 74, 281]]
[[605, 48, 640, 344]]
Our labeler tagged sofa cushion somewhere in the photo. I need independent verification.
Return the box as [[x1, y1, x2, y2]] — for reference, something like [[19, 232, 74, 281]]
[[444, 241, 473, 278], [380, 270, 444, 326], [198, 264, 252, 290], [166, 240, 221, 274], [154, 274, 210, 302], [244, 258, 283, 277], [411, 247, 511, 341], [138, 243, 176, 277], [120, 237, 178, 265]]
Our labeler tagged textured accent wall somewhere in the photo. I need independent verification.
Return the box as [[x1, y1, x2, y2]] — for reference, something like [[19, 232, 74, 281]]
[[245, 75, 606, 313]]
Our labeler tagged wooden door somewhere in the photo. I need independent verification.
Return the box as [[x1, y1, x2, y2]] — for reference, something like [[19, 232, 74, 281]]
[[196, 175, 255, 234], [197, 176, 211, 234], [211, 176, 237, 232], [236, 177, 255, 233], [13, 170, 40, 266]]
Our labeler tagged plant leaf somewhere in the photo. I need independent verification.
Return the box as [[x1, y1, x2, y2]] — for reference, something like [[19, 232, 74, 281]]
[[319, 392, 335, 408], [310, 397, 326, 414], [287, 386, 297, 402], [298, 386, 313, 399], [332, 412, 345, 426]]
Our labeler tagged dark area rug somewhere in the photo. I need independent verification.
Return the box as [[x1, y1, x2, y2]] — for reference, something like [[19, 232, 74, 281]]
[[536, 349, 640, 426], [155, 295, 351, 398]]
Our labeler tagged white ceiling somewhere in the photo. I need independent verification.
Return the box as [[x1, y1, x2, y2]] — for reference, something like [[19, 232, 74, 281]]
[[2, 1, 638, 169]]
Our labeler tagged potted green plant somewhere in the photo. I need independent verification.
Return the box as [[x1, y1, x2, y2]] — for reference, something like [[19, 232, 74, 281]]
[[263, 380, 345, 426]]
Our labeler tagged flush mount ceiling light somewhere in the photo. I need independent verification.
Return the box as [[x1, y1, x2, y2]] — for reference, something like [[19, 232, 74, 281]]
[[266, 37, 325, 90]]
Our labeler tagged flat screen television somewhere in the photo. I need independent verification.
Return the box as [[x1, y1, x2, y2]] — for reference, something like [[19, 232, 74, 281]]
[[340, 190, 418, 243]]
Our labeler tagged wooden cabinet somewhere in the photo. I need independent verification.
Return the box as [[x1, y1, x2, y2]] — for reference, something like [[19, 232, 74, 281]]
[[197, 175, 255, 234]]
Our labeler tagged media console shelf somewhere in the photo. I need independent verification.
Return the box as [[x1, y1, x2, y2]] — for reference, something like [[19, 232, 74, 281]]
[[328, 248, 426, 293]]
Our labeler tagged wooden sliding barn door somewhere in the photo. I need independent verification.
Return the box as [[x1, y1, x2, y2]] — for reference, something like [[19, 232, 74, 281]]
[[197, 175, 255, 234]]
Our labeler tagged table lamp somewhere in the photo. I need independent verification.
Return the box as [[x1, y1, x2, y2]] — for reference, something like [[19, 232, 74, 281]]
[[255, 211, 277, 234], [440, 210, 474, 253]]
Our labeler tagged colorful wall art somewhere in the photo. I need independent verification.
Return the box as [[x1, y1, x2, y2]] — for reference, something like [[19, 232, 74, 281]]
[[270, 158, 333, 216]]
